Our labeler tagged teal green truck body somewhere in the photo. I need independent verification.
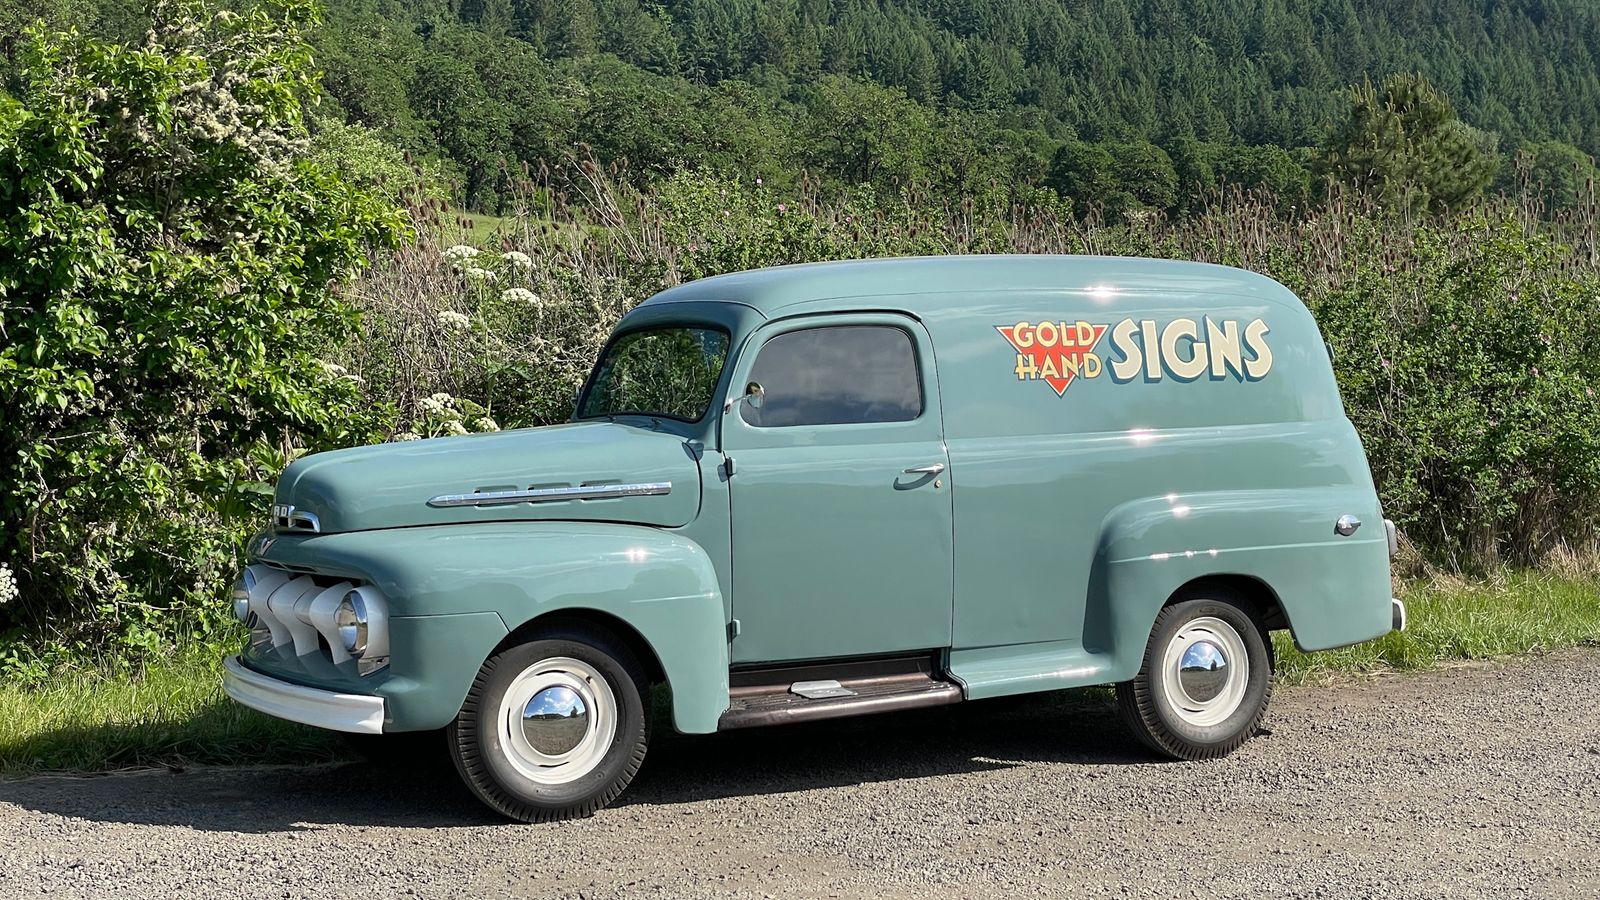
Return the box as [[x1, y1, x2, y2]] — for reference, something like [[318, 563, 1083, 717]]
[[228, 255, 1396, 736]]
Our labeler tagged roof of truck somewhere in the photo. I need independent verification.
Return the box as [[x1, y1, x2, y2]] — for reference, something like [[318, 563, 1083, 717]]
[[640, 254, 1301, 317]]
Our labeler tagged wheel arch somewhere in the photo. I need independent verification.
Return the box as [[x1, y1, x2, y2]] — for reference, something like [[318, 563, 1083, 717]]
[[1092, 565, 1293, 683], [1163, 573, 1290, 633], [496, 607, 669, 686]]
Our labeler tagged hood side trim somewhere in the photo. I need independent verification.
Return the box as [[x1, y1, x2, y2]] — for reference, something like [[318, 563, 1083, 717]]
[[427, 482, 673, 509]]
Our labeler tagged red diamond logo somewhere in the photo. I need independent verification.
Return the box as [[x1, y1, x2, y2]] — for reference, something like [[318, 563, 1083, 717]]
[[997, 322, 1109, 396]]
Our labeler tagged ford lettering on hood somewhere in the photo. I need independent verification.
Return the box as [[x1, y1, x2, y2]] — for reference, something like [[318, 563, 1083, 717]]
[[273, 422, 701, 533]]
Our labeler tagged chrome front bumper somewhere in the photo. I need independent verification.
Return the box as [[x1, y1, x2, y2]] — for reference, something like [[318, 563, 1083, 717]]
[[1391, 598, 1407, 632], [222, 656, 386, 734]]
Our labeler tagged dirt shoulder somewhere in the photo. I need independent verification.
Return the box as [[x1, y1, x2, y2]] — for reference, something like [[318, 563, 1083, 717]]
[[2, 648, 1597, 899]]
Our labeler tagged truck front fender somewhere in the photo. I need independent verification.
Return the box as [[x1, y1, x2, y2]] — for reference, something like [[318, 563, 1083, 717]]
[[259, 523, 730, 734]]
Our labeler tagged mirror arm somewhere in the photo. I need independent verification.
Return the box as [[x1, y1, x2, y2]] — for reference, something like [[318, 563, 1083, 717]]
[[723, 382, 765, 414]]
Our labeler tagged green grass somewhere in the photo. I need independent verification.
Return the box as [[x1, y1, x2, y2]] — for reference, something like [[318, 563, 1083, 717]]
[[1275, 571, 1600, 683], [436, 209, 515, 247], [434, 210, 590, 249], [1, 574, 1596, 776], [0, 644, 341, 775]]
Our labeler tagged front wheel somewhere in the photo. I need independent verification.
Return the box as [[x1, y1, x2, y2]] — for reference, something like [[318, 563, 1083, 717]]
[[449, 628, 650, 822], [1116, 592, 1273, 760]]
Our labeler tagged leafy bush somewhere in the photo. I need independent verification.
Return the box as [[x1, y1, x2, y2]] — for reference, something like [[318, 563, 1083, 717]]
[[0, 0, 404, 661], [306, 114, 450, 207], [1501, 141, 1600, 215], [1307, 217, 1600, 568]]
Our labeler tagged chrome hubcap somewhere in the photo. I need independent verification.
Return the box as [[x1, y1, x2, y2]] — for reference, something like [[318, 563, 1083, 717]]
[[1160, 616, 1250, 727], [522, 686, 589, 756], [1177, 640, 1229, 702], [497, 657, 615, 785]]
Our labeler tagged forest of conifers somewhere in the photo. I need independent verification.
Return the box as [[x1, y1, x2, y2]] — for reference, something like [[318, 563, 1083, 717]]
[[7, 0, 1600, 212], [303, 0, 1600, 210]]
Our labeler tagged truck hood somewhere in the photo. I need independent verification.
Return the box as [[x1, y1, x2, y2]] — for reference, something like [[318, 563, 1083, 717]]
[[274, 422, 702, 533]]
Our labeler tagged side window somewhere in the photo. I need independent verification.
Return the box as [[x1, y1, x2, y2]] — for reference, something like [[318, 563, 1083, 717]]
[[742, 325, 923, 427]]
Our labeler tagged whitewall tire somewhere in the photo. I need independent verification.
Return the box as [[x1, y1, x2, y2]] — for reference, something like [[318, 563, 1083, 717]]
[[449, 628, 649, 822], [1116, 590, 1274, 760]]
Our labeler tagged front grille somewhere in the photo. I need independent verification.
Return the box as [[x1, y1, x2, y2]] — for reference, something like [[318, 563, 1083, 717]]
[[242, 563, 388, 676]]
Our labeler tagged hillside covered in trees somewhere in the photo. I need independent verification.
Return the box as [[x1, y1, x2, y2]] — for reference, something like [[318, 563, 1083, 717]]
[[6, 0, 1599, 213], [323, 0, 1600, 211]]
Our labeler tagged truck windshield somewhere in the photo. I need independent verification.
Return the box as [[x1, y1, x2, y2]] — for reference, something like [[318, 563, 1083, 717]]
[[578, 326, 731, 422]]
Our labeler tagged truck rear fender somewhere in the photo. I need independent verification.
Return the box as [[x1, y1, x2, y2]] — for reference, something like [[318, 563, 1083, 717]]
[[1088, 488, 1391, 682]]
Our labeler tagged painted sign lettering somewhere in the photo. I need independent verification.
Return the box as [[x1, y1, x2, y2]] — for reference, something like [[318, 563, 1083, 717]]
[[998, 316, 1272, 396]]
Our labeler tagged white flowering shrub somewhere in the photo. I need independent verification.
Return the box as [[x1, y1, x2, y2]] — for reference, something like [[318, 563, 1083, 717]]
[[442, 244, 480, 265], [445, 245, 510, 286], [437, 309, 473, 331], [407, 393, 501, 439], [0, 564, 17, 607], [339, 196, 620, 435], [340, 160, 713, 436]]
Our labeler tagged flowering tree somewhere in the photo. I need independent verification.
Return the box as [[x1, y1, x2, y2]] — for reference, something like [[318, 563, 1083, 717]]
[[0, 0, 404, 655]]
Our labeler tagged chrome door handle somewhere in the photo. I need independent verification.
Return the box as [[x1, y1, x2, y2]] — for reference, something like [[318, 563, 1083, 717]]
[[903, 463, 946, 476]]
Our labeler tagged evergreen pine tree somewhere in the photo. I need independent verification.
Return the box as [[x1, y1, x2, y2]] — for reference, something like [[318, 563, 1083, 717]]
[[1324, 72, 1498, 214]]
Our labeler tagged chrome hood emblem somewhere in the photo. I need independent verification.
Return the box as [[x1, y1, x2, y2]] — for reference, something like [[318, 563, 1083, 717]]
[[271, 503, 322, 533]]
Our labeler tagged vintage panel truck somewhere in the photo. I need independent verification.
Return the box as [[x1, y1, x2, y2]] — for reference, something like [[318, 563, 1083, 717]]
[[223, 255, 1403, 822]]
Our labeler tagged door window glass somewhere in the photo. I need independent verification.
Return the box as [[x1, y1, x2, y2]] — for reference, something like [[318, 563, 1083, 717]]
[[743, 325, 923, 427]]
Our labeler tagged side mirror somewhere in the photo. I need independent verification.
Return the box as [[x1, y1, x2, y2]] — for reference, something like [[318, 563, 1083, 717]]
[[724, 381, 765, 413]]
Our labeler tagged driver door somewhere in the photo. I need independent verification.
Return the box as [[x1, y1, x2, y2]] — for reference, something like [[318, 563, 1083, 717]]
[[722, 314, 954, 664]]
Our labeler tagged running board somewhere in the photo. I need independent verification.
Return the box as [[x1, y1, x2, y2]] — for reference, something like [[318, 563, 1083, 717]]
[[719, 653, 963, 730]]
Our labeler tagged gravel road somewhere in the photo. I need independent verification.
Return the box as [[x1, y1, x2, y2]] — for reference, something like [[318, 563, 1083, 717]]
[[2, 649, 1598, 899]]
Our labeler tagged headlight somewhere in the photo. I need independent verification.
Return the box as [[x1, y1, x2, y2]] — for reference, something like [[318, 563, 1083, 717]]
[[336, 590, 369, 656], [235, 564, 289, 646], [309, 583, 388, 671], [232, 570, 255, 622]]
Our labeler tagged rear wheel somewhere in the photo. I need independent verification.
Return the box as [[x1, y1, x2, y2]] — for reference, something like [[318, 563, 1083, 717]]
[[449, 628, 650, 822], [1116, 591, 1273, 760]]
